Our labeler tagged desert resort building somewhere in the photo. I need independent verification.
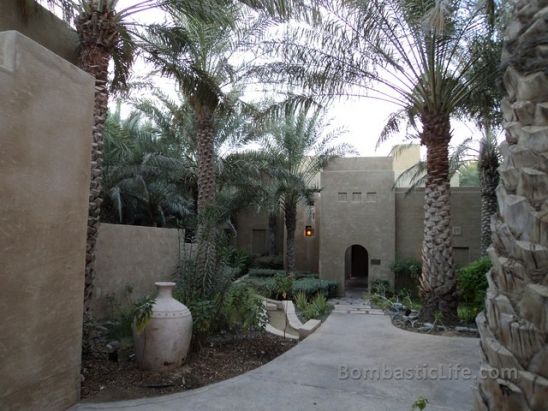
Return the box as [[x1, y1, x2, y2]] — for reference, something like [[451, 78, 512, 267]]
[[235, 145, 481, 295]]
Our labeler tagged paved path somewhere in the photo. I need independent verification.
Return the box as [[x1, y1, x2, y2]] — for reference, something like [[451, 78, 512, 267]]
[[74, 303, 480, 411]]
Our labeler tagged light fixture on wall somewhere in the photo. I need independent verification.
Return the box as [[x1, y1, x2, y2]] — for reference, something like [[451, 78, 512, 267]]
[[304, 225, 314, 237]]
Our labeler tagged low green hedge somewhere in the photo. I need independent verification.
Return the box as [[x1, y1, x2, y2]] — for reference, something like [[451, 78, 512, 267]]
[[293, 278, 337, 299], [243, 275, 337, 300]]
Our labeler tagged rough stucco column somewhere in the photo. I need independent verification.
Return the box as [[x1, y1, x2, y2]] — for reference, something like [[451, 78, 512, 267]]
[[0, 31, 93, 410]]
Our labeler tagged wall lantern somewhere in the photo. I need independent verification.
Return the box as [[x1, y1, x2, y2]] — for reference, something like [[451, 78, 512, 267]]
[[304, 225, 314, 237]]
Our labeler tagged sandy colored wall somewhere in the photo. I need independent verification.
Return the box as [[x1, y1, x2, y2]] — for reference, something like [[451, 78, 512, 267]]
[[0, 31, 93, 410], [0, 0, 79, 64], [395, 188, 482, 266], [293, 194, 320, 273], [235, 209, 283, 257], [92, 223, 185, 319], [319, 158, 396, 294]]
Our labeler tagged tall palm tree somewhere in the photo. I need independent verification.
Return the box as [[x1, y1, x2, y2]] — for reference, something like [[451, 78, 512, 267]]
[[393, 134, 500, 258], [101, 106, 193, 227], [256, 107, 351, 273], [260, 0, 492, 321], [141, 2, 271, 215], [475, 1, 548, 409], [33, 0, 164, 312], [477, 133, 499, 256]]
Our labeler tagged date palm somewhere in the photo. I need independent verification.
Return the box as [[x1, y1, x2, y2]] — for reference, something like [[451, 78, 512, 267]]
[[260, 0, 492, 321], [255, 106, 351, 273], [475, 1, 548, 409]]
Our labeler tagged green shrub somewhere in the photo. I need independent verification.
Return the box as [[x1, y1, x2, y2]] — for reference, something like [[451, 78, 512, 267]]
[[248, 268, 286, 278], [300, 294, 330, 321], [457, 257, 490, 322], [272, 274, 294, 299], [224, 248, 253, 278], [370, 279, 391, 296], [295, 291, 308, 312], [292, 278, 338, 299], [391, 258, 421, 296], [253, 255, 284, 269], [294, 272, 318, 279], [221, 284, 268, 333], [457, 257, 490, 307]]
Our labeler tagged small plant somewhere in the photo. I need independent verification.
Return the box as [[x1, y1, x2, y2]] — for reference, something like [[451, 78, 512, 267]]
[[221, 284, 268, 333], [272, 274, 294, 299], [457, 257, 490, 320], [299, 293, 331, 321], [392, 258, 421, 296], [295, 291, 309, 312], [370, 279, 390, 296], [133, 296, 155, 332], [411, 396, 428, 410], [224, 247, 253, 278]]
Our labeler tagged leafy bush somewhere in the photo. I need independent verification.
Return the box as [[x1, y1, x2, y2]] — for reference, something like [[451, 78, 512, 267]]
[[224, 247, 253, 278], [292, 278, 337, 299], [391, 258, 422, 278], [271, 274, 294, 299], [370, 279, 391, 296], [253, 255, 284, 269], [243, 274, 337, 300], [248, 268, 286, 278], [391, 258, 421, 296], [457, 257, 490, 321], [220, 284, 268, 333], [300, 294, 330, 321], [295, 291, 308, 312]]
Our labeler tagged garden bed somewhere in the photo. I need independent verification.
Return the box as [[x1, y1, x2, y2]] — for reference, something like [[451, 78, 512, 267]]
[[81, 332, 296, 403]]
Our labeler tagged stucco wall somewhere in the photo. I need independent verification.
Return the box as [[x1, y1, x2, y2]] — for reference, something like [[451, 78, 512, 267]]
[[0, 31, 93, 411], [235, 209, 283, 257], [395, 187, 481, 266], [292, 193, 320, 273], [319, 158, 396, 294], [92, 223, 185, 319], [0, 0, 79, 64]]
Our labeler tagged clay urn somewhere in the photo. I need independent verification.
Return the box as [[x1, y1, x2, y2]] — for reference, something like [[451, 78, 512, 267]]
[[133, 282, 192, 370]]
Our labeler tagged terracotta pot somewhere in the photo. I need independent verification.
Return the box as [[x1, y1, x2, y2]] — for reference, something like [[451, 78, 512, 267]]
[[133, 282, 192, 370]]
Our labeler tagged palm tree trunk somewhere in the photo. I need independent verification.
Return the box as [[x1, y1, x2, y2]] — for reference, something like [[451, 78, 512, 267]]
[[196, 108, 216, 214], [284, 199, 297, 274], [75, 7, 118, 314], [418, 112, 458, 324], [268, 212, 278, 256], [194, 106, 218, 296], [475, 2, 548, 409], [479, 165, 498, 257]]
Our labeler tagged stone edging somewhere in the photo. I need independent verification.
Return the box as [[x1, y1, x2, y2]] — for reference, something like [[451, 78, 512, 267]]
[[261, 297, 322, 340]]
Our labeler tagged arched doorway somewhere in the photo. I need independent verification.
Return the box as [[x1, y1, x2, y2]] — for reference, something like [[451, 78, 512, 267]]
[[345, 245, 368, 289]]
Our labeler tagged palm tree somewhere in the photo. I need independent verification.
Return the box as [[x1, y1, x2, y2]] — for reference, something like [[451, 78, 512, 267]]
[[101, 106, 193, 227], [477, 133, 499, 256], [393, 134, 500, 258], [256, 106, 351, 273], [140, 2, 273, 215], [33, 0, 164, 312], [475, 1, 548, 409], [259, 0, 493, 322]]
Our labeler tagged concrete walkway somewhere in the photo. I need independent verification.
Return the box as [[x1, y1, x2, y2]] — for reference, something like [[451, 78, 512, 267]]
[[74, 308, 480, 411]]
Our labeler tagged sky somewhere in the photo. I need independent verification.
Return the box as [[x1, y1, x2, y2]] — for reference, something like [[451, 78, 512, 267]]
[[112, 1, 484, 158]]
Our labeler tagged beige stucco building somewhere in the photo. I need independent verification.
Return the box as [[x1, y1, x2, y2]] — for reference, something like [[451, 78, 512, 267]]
[[236, 146, 481, 295]]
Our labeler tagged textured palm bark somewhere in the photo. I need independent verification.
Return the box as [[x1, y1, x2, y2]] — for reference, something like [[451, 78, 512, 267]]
[[284, 199, 297, 274], [479, 164, 499, 256], [268, 212, 278, 256], [475, 1, 548, 409], [196, 108, 216, 214], [194, 107, 218, 294], [418, 112, 458, 324], [75, 7, 118, 314]]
